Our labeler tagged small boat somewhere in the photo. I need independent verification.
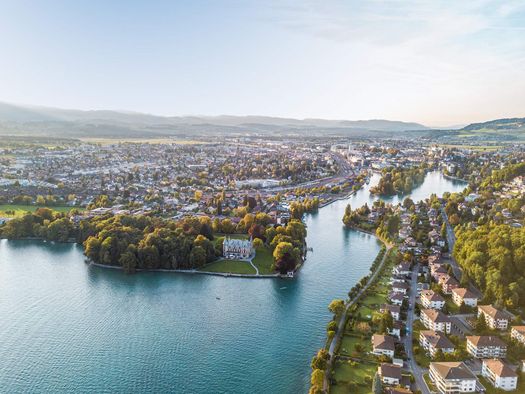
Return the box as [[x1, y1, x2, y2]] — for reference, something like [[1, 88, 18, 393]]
[[280, 286, 287, 290], [216, 297, 221, 300]]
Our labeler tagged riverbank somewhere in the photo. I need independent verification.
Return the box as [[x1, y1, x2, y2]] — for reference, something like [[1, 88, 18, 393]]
[[89, 261, 281, 278], [442, 173, 469, 183], [323, 244, 392, 393], [319, 189, 357, 208]]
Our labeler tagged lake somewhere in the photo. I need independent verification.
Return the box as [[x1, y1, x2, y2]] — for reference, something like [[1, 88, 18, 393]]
[[0, 171, 466, 393]]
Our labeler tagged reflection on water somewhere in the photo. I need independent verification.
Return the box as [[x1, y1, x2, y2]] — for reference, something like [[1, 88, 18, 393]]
[[0, 171, 467, 394]]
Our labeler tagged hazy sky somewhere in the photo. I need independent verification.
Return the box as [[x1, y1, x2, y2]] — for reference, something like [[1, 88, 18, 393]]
[[0, 0, 524, 126]]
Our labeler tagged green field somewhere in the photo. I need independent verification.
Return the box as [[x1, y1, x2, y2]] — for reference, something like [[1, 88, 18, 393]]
[[0, 204, 83, 217], [332, 360, 377, 394], [252, 247, 274, 274], [339, 334, 372, 357], [198, 259, 256, 275]]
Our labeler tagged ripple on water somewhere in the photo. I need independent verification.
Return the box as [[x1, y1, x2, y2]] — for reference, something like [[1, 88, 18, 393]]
[[0, 172, 467, 393]]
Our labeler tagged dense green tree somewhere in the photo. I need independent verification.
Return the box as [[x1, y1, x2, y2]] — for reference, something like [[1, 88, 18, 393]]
[[328, 299, 345, 316]]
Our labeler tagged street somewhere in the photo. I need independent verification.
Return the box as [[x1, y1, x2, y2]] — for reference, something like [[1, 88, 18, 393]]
[[404, 263, 430, 394]]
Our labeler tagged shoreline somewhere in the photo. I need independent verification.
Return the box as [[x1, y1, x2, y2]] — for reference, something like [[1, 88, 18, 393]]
[[442, 173, 469, 183], [88, 261, 281, 279], [0, 238, 289, 279], [0, 184, 365, 280]]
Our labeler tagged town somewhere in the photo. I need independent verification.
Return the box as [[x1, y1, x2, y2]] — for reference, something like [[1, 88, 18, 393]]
[[2, 136, 525, 394], [311, 150, 525, 393]]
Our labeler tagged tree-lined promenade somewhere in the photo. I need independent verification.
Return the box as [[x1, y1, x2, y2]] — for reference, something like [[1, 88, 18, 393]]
[[310, 240, 395, 394]]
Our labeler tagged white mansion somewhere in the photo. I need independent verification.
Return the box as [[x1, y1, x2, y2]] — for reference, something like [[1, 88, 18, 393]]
[[223, 237, 254, 259]]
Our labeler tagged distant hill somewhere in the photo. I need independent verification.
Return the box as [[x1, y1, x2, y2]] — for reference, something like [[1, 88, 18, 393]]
[[0, 101, 432, 138], [462, 117, 525, 131]]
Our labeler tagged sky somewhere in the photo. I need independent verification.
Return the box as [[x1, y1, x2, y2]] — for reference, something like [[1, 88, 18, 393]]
[[0, 0, 524, 126]]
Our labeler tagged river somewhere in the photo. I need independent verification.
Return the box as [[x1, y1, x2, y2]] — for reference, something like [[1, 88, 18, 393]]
[[0, 171, 466, 393]]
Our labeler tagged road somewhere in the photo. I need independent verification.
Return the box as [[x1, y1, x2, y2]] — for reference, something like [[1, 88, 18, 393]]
[[323, 245, 392, 391], [404, 263, 430, 394]]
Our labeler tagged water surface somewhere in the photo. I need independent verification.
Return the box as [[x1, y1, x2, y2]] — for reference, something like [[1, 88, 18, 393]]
[[0, 171, 466, 393]]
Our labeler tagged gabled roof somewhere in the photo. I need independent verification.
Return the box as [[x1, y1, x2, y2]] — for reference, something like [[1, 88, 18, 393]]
[[392, 282, 409, 289], [381, 304, 401, 314], [379, 363, 402, 380], [372, 334, 395, 351], [421, 309, 451, 323], [483, 359, 517, 378], [466, 336, 506, 348], [420, 330, 455, 349], [385, 388, 413, 394], [430, 362, 476, 380], [478, 305, 511, 321], [451, 288, 478, 299], [512, 326, 525, 335], [421, 290, 445, 302]]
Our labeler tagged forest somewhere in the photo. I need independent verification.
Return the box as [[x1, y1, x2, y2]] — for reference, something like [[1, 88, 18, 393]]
[[369, 165, 427, 196], [454, 223, 525, 310]]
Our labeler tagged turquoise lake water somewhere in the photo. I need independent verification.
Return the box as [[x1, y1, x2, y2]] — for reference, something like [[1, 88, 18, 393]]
[[0, 171, 466, 393]]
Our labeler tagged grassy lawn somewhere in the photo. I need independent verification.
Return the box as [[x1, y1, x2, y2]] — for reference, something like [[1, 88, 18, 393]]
[[339, 334, 371, 357], [332, 359, 377, 394], [252, 247, 274, 275], [0, 204, 82, 217], [198, 259, 256, 275]]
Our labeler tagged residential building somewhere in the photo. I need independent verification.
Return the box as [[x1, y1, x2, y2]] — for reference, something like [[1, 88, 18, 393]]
[[393, 262, 411, 276], [511, 326, 525, 345], [478, 305, 511, 330], [429, 362, 478, 394], [451, 288, 479, 307], [466, 336, 507, 358], [419, 330, 455, 358], [420, 309, 451, 334], [388, 291, 404, 306], [481, 359, 518, 391], [439, 275, 459, 295], [385, 388, 413, 394], [381, 304, 401, 321], [379, 363, 402, 386], [392, 282, 409, 294], [372, 334, 395, 358], [421, 290, 446, 310]]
